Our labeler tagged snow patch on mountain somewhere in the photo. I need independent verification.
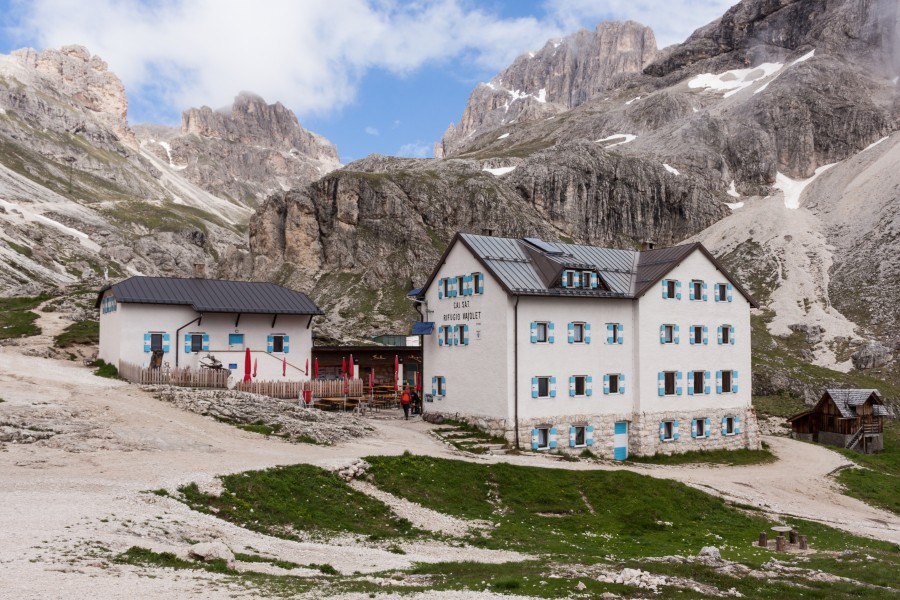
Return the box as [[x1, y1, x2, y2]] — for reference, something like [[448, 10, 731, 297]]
[[689, 62, 783, 98], [663, 164, 680, 176], [596, 134, 636, 147], [775, 164, 837, 209], [482, 166, 516, 176]]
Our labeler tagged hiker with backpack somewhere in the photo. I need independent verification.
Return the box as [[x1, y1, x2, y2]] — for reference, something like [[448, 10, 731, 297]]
[[400, 386, 412, 420]]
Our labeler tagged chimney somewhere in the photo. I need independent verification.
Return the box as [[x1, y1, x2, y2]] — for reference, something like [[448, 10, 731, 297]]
[[193, 263, 206, 278], [641, 240, 656, 251]]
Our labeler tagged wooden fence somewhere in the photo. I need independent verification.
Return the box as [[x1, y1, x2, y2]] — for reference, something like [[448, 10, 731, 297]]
[[118, 361, 366, 399]]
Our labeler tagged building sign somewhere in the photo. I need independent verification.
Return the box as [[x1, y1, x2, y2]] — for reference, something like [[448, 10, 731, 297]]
[[441, 299, 482, 323]]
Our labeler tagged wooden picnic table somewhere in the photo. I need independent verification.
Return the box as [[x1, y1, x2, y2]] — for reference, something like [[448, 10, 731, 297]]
[[315, 396, 364, 412]]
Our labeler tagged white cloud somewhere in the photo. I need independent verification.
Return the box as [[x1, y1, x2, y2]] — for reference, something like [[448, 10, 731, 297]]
[[397, 142, 431, 159], [364, 126, 379, 136], [6, 0, 741, 122]]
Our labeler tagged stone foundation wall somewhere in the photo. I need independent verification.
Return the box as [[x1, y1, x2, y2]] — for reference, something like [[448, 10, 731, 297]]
[[818, 431, 850, 449], [425, 406, 761, 459]]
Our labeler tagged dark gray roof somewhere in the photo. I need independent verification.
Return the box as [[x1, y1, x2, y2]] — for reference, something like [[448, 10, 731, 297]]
[[97, 276, 323, 315], [826, 389, 883, 418], [418, 233, 757, 305]]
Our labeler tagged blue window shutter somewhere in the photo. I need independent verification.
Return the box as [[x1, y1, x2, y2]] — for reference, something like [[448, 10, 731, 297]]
[[617, 323, 624, 345], [586, 425, 594, 446], [586, 375, 593, 396], [438, 279, 443, 300], [705, 418, 711, 437], [561, 270, 568, 288], [452, 277, 459, 297], [727, 283, 733, 302], [184, 333, 192, 354], [674, 324, 680, 344], [144, 333, 151, 353], [530, 322, 537, 344], [438, 326, 444, 346], [733, 370, 739, 393], [689, 326, 695, 345], [673, 420, 680, 440], [283, 335, 289, 353], [463, 324, 469, 346], [722, 416, 728, 436], [603, 374, 610, 395], [675, 371, 683, 395], [584, 323, 591, 344], [569, 375, 575, 397], [691, 419, 698, 438], [441, 377, 446, 396], [431, 376, 437, 396], [702, 281, 708, 301], [734, 415, 741, 434], [590, 272, 598, 289], [531, 428, 539, 450], [717, 326, 723, 345], [659, 324, 666, 344], [569, 426, 576, 447], [688, 371, 694, 396], [661, 279, 667, 299], [550, 376, 557, 398], [704, 370, 711, 395], [658, 372, 665, 396], [567, 322, 574, 344], [476, 274, 484, 294], [607, 323, 614, 344], [689, 284, 695, 301], [452, 325, 459, 346], [714, 284, 720, 302], [618, 373, 625, 394], [548, 322, 555, 344], [202, 333, 210, 352], [549, 427, 558, 449], [267, 334, 274, 353], [162, 333, 170, 353], [703, 325, 708, 345], [675, 280, 682, 300], [659, 421, 666, 441], [716, 370, 723, 394], [730, 325, 735, 345], [531, 377, 539, 398]]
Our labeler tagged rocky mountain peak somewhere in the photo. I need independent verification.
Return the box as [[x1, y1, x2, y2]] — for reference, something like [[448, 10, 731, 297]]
[[436, 20, 657, 157], [11, 45, 135, 147]]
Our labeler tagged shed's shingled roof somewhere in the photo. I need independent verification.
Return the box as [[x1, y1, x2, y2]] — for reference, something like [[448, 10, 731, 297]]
[[826, 389, 884, 418], [97, 276, 323, 315], [419, 233, 758, 306]]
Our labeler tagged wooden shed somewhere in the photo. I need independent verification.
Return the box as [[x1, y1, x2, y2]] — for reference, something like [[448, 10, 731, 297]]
[[788, 389, 891, 454]]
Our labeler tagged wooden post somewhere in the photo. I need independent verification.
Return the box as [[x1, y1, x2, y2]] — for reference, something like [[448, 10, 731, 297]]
[[776, 536, 786, 552], [798, 535, 808, 550], [789, 530, 798, 544], [758, 532, 768, 547]]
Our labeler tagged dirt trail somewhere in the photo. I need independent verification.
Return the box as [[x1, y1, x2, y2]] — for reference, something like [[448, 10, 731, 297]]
[[1, 320, 898, 597]]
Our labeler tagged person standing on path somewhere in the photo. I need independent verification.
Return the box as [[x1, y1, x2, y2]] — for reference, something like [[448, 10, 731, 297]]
[[400, 386, 412, 420]]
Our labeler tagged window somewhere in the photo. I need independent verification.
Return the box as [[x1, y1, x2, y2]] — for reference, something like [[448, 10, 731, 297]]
[[692, 280, 703, 301], [693, 326, 703, 345], [150, 333, 163, 352], [695, 418, 706, 438], [665, 372, 677, 395], [473, 272, 484, 295], [573, 426, 586, 447], [609, 373, 620, 393], [443, 326, 453, 346], [716, 282, 732, 302], [721, 325, 731, 345], [437, 376, 445, 396], [722, 370, 733, 393], [572, 322, 585, 343], [272, 335, 285, 353], [660, 324, 678, 344], [457, 325, 467, 346], [537, 427, 550, 449], [537, 376, 550, 398], [536, 322, 549, 343], [693, 371, 704, 394], [662, 278, 681, 299], [724, 416, 735, 435], [662, 421, 675, 441], [228, 333, 244, 350], [190, 334, 203, 353], [581, 271, 593, 289], [565, 270, 577, 288], [607, 323, 623, 344], [574, 375, 586, 396], [443, 278, 451, 298]]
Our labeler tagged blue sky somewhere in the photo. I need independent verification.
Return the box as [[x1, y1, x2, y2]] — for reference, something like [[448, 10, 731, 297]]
[[0, 0, 738, 163]]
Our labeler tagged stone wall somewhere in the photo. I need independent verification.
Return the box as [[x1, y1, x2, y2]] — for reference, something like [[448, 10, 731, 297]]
[[425, 406, 761, 459]]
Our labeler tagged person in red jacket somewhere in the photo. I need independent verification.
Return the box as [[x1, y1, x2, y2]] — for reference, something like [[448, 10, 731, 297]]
[[400, 386, 412, 420]]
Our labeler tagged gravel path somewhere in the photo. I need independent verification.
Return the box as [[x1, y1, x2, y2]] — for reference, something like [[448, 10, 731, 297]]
[[1, 307, 898, 598]]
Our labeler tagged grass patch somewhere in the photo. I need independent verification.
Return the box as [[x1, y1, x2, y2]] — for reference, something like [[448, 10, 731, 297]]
[[92, 359, 119, 379], [178, 464, 416, 540], [433, 418, 508, 453], [835, 419, 900, 514], [5, 239, 33, 258], [626, 447, 776, 466], [235, 420, 285, 437], [53, 320, 99, 347], [0, 295, 45, 340], [233, 552, 302, 571], [114, 546, 230, 573], [753, 395, 809, 418]]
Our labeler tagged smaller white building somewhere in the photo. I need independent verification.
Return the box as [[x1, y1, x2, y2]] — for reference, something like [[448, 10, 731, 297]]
[[96, 276, 322, 380]]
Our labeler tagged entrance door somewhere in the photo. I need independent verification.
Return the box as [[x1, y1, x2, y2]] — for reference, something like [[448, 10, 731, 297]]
[[613, 421, 628, 460]]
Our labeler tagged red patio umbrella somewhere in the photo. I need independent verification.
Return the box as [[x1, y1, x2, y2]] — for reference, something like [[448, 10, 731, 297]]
[[341, 357, 347, 377], [369, 368, 375, 393], [283, 356, 287, 377], [343, 372, 349, 395], [243, 347, 252, 382], [253, 358, 258, 378], [305, 357, 309, 376], [415, 371, 420, 392], [314, 357, 319, 379], [349, 354, 354, 378], [394, 355, 399, 391]]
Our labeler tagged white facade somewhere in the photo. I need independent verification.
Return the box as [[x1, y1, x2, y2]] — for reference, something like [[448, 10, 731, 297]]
[[421, 235, 759, 459], [98, 292, 315, 381]]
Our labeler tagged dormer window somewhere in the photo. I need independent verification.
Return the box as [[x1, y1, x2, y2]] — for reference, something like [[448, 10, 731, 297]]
[[565, 270, 578, 288], [581, 271, 592, 289]]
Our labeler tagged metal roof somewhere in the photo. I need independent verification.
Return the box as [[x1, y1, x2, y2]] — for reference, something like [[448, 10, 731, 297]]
[[97, 276, 323, 315]]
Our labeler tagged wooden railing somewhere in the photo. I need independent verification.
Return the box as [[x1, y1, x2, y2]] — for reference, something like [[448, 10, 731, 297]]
[[119, 361, 229, 388]]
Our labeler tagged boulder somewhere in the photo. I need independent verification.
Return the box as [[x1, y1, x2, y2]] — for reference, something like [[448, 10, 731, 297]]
[[188, 540, 234, 570], [698, 546, 721, 560], [851, 342, 893, 370]]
